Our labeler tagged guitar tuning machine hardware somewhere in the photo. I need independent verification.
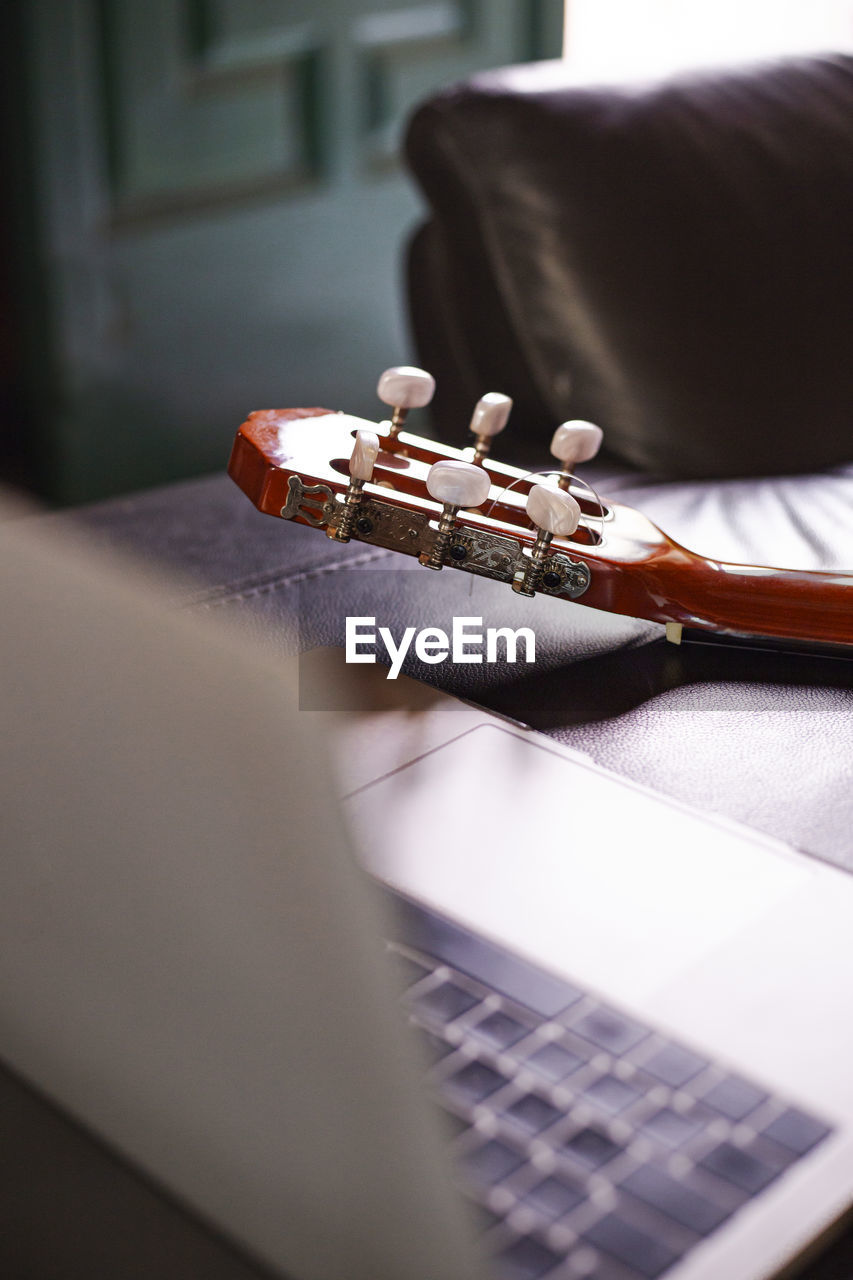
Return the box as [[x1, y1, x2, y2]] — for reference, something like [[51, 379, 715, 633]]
[[469, 392, 512, 463], [513, 480, 581, 596], [327, 429, 380, 542], [279, 470, 590, 599], [377, 366, 436, 440], [550, 420, 604, 490], [281, 475, 336, 525], [419, 460, 491, 570]]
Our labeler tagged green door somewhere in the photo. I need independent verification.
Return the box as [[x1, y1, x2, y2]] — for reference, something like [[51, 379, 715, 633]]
[[20, 0, 563, 502]]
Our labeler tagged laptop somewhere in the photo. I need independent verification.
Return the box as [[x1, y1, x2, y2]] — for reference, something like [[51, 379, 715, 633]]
[[1, 502, 852, 1280]]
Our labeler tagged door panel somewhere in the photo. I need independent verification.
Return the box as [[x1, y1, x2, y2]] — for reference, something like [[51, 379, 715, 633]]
[[97, 0, 327, 216], [26, 0, 563, 502]]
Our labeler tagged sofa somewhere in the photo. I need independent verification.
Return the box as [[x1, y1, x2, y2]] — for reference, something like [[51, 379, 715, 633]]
[[10, 51, 853, 1279]]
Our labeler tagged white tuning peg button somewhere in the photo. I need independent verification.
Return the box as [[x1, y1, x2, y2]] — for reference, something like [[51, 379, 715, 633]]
[[513, 480, 582, 596], [377, 366, 435, 438], [469, 392, 512, 461], [420, 460, 491, 570], [551, 420, 603, 469], [377, 366, 436, 409], [349, 429, 380, 481], [471, 392, 512, 436], [527, 481, 581, 537], [328, 429, 381, 542], [426, 460, 491, 509]]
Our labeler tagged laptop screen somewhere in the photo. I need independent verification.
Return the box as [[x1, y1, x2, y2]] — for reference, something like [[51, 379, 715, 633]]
[[0, 502, 481, 1280]]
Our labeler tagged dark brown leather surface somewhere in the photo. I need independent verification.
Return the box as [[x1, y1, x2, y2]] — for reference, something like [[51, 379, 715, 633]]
[[67, 465, 853, 873], [405, 54, 853, 479]]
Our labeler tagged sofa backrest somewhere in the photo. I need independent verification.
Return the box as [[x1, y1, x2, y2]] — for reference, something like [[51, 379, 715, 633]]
[[405, 55, 853, 477]]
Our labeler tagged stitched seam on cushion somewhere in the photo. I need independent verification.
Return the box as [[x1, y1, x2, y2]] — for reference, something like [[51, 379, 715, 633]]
[[178, 561, 334, 609], [187, 546, 394, 609], [179, 557, 339, 606]]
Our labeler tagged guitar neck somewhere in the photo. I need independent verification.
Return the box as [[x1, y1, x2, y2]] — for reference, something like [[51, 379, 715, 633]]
[[694, 558, 852, 647], [597, 548, 853, 647]]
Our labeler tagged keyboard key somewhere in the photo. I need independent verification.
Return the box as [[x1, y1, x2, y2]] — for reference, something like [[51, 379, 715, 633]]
[[525, 1042, 584, 1082], [584, 1213, 679, 1278], [583, 1074, 641, 1114], [562, 1126, 624, 1169], [414, 981, 479, 1023], [525, 1174, 586, 1220], [643, 1043, 708, 1089], [463, 1138, 526, 1185], [505, 1093, 563, 1135], [488, 965, 583, 1021], [497, 1235, 563, 1279], [445, 1060, 508, 1105], [761, 1108, 831, 1156], [572, 1007, 649, 1055], [391, 894, 583, 1018], [640, 1107, 703, 1148], [700, 1142, 779, 1194], [472, 1010, 530, 1050], [621, 1164, 730, 1236], [702, 1074, 767, 1122]]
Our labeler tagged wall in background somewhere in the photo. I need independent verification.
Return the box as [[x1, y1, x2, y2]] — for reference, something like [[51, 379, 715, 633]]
[[12, 0, 563, 504], [564, 0, 853, 74]]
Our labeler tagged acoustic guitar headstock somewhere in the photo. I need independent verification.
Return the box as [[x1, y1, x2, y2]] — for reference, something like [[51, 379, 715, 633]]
[[227, 366, 678, 612]]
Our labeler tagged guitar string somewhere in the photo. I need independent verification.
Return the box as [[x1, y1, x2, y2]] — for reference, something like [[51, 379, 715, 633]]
[[484, 468, 606, 538], [465, 469, 605, 599]]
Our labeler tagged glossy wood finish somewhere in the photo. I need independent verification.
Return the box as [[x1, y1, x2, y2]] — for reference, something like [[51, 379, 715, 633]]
[[228, 407, 853, 647]]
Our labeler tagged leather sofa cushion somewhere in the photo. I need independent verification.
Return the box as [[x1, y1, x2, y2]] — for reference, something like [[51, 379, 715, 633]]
[[405, 54, 853, 478], [67, 462, 853, 871]]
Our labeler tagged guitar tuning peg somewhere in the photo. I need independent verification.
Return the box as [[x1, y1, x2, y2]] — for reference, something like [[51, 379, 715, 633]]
[[328, 429, 379, 542], [469, 392, 512, 463], [419, 460, 491, 570], [550, 420, 603, 489], [377, 366, 436, 439], [513, 480, 581, 596], [349, 428, 380, 481]]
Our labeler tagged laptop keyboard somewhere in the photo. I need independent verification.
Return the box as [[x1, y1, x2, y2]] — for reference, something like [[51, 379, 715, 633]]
[[386, 896, 832, 1280]]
